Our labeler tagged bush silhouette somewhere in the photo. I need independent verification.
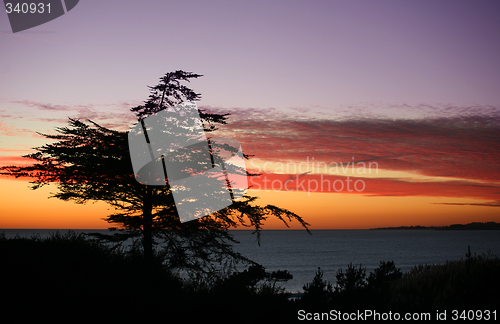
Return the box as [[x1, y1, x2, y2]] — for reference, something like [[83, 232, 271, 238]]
[[0, 231, 182, 320], [301, 267, 333, 308], [389, 252, 500, 311], [367, 260, 402, 291], [335, 262, 366, 294]]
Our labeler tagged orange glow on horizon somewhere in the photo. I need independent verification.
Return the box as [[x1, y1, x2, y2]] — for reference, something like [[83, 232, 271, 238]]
[[0, 178, 110, 229], [1, 178, 498, 230], [244, 190, 500, 230]]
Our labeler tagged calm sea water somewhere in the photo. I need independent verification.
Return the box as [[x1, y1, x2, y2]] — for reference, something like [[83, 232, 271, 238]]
[[230, 230, 500, 293], [2, 229, 500, 293]]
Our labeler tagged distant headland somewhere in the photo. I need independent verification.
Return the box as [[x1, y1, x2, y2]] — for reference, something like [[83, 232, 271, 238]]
[[371, 222, 500, 230]]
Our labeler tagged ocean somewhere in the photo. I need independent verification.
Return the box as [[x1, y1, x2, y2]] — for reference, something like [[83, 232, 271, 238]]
[[2, 229, 499, 293]]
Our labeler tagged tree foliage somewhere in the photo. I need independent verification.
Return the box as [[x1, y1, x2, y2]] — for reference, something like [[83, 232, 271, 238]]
[[367, 260, 402, 291], [302, 267, 333, 304], [334, 262, 366, 294], [131, 70, 202, 119]]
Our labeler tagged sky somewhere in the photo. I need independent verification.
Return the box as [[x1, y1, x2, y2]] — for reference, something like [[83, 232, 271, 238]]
[[1, 0, 499, 229]]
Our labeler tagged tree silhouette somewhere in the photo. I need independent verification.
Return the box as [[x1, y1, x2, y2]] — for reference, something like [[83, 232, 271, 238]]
[[334, 262, 366, 294], [301, 267, 333, 306], [367, 260, 402, 291], [0, 71, 309, 275]]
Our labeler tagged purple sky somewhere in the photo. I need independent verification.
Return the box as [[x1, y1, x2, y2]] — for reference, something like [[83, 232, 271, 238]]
[[2, 0, 500, 115]]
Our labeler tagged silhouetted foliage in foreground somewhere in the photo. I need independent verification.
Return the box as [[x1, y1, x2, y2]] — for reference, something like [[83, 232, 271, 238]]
[[301, 267, 333, 309], [0, 232, 182, 321], [0, 232, 294, 322], [2, 232, 499, 322], [296, 253, 500, 314], [388, 252, 500, 311]]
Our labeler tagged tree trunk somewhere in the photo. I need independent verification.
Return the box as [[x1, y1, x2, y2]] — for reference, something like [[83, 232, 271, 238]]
[[143, 186, 154, 266]]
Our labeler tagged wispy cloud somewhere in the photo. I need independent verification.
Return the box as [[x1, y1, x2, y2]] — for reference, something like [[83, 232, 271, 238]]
[[10, 100, 72, 111], [206, 106, 500, 183], [0, 121, 38, 137], [434, 201, 500, 207], [8, 100, 138, 131]]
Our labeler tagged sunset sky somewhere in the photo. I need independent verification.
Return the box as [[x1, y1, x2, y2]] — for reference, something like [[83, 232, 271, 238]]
[[1, 0, 499, 229]]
